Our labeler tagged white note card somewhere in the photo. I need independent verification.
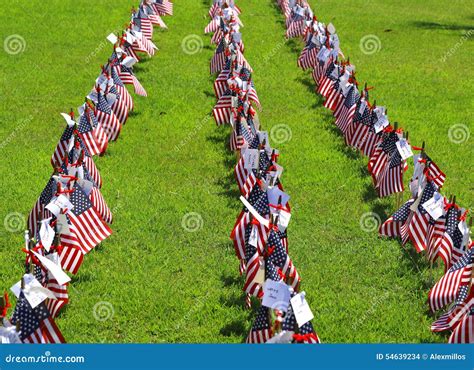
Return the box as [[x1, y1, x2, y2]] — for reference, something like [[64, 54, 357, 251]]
[[33, 252, 71, 286], [46, 194, 74, 217], [262, 279, 291, 312], [290, 292, 314, 328], [11, 274, 56, 309], [396, 139, 413, 160], [39, 220, 55, 252], [243, 149, 259, 171], [422, 192, 444, 220]]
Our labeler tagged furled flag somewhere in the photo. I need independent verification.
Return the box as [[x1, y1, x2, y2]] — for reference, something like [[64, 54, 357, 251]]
[[10, 292, 65, 343], [298, 36, 319, 70], [246, 305, 273, 343], [110, 65, 134, 111], [51, 118, 75, 167], [428, 248, 473, 312], [45, 277, 68, 318], [60, 183, 112, 255], [112, 55, 147, 96]]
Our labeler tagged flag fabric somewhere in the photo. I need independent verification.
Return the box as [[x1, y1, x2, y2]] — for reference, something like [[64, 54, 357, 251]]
[[28, 177, 56, 237], [234, 157, 257, 198], [60, 184, 112, 254], [407, 181, 436, 252], [11, 292, 65, 344], [77, 109, 106, 156], [95, 91, 122, 141], [335, 85, 359, 134], [213, 95, 232, 125], [449, 305, 474, 343], [428, 248, 473, 312], [45, 277, 69, 318], [437, 205, 465, 270], [51, 123, 75, 167], [246, 306, 273, 343], [431, 287, 473, 332]]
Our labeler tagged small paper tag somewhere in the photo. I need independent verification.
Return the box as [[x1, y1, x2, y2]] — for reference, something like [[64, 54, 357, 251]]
[[39, 220, 55, 252], [276, 209, 291, 232], [59, 113, 75, 127], [106, 33, 118, 45], [10, 275, 55, 309], [373, 115, 389, 134], [358, 100, 367, 115], [262, 279, 291, 312], [458, 219, 470, 247], [33, 252, 71, 286], [422, 192, 444, 220], [243, 149, 259, 171], [267, 187, 290, 209], [396, 139, 414, 160], [290, 292, 314, 328], [249, 224, 259, 247], [56, 213, 70, 235], [253, 257, 265, 285], [77, 179, 94, 196], [46, 195, 74, 217]]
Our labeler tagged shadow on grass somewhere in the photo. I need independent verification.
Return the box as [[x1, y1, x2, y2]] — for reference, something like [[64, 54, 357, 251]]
[[411, 21, 474, 33], [219, 320, 248, 339]]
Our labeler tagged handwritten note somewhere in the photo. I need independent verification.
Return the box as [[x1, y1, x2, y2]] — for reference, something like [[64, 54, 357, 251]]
[[262, 279, 291, 312], [290, 292, 314, 327]]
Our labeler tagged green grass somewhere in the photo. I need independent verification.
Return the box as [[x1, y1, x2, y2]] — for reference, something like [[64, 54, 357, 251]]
[[0, 0, 472, 343]]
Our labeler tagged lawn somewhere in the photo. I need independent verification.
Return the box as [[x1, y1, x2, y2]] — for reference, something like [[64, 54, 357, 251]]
[[0, 0, 472, 343]]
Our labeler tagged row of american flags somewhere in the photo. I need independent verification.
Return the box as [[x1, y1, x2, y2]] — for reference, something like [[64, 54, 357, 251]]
[[0, 0, 174, 344], [277, 0, 473, 343], [206, 0, 320, 344]]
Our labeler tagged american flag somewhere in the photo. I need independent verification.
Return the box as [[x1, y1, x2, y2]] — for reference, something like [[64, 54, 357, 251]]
[[45, 277, 68, 318], [213, 69, 230, 99], [317, 62, 337, 97], [148, 12, 167, 29], [335, 85, 359, 135], [153, 0, 173, 16], [134, 9, 153, 40], [424, 155, 446, 188], [95, 91, 122, 141], [429, 248, 473, 312], [10, 292, 65, 343], [230, 210, 250, 261], [368, 131, 398, 186], [379, 199, 415, 240], [28, 177, 56, 237], [86, 107, 109, 155], [243, 241, 262, 296], [56, 244, 84, 275], [323, 76, 344, 112], [437, 206, 465, 270], [431, 286, 473, 332], [426, 216, 447, 264], [211, 38, 227, 74], [286, 18, 306, 39], [51, 123, 74, 167], [108, 84, 129, 125], [60, 184, 112, 255], [295, 321, 321, 344], [298, 38, 319, 70], [234, 156, 257, 198], [204, 18, 220, 34], [246, 305, 273, 343], [114, 63, 147, 97], [230, 122, 245, 152], [89, 186, 113, 224], [77, 109, 105, 156], [449, 304, 474, 343], [407, 181, 436, 252], [212, 95, 232, 126], [111, 66, 134, 111]]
